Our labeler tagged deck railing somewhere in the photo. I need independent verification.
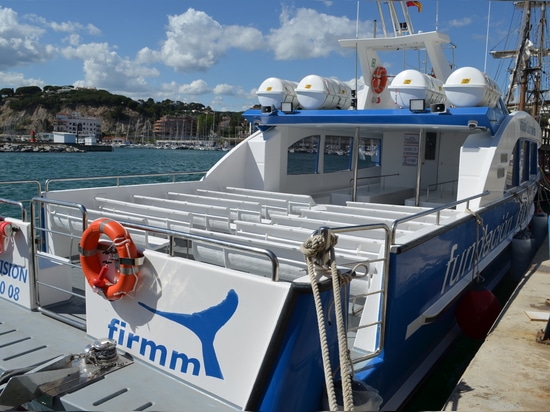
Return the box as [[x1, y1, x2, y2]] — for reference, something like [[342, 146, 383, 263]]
[[313, 223, 391, 363], [390, 190, 490, 243], [426, 179, 458, 201], [29, 196, 281, 329], [44, 170, 209, 192], [0, 180, 41, 219], [349, 173, 400, 192]]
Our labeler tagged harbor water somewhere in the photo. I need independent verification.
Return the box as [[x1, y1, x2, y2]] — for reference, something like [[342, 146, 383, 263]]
[[0, 147, 226, 215]]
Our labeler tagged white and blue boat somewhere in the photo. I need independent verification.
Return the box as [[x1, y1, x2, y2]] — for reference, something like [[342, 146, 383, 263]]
[[0, 1, 543, 410]]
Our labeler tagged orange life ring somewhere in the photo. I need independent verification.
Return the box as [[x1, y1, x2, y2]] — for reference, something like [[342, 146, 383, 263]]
[[79, 217, 143, 301], [0, 221, 18, 254], [371, 66, 388, 94]]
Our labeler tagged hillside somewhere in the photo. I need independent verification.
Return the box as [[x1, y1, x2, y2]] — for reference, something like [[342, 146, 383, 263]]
[[0, 86, 247, 139], [0, 102, 143, 138]]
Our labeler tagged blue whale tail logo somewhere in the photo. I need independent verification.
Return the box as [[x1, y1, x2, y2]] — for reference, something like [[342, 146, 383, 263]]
[[138, 289, 238, 379]]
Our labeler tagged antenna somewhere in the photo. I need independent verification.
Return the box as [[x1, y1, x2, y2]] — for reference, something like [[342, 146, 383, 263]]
[[355, 1, 359, 110], [436, 0, 439, 31], [484, 1, 491, 72], [356, 0, 360, 38]]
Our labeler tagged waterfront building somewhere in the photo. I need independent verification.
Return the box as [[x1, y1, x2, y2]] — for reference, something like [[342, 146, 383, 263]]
[[53, 112, 102, 139], [153, 115, 197, 139]]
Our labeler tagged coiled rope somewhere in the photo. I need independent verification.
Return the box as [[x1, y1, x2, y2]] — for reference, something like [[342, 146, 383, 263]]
[[301, 230, 354, 411]]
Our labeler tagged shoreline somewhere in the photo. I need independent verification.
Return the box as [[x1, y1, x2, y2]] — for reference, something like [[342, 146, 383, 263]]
[[0, 142, 112, 153]]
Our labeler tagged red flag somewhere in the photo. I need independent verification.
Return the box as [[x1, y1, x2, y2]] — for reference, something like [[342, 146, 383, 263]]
[[406, 1, 422, 12]]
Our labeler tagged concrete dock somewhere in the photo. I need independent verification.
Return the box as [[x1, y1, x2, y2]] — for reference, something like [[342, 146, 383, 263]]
[[443, 237, 550, 411]]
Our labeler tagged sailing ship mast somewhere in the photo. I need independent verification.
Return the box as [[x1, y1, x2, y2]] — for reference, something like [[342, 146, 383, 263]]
[[491, 0, 550, 122]]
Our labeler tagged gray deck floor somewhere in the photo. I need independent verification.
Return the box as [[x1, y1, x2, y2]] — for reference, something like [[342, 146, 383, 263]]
[[0, 301, 237, 411]]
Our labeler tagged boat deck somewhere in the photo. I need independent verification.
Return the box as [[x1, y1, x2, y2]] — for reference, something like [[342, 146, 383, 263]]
[[68, 186, 465, 283], [0, 302, 237, 411]]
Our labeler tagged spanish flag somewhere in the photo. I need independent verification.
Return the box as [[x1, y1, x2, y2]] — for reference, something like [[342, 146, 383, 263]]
[[406, 1, 422, 12]]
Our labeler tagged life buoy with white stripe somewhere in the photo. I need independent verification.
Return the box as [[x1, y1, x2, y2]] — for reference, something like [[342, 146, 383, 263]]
[[371, 66, 388, 94], [79, 218, 143, 301], [0, 221, 18, 254]]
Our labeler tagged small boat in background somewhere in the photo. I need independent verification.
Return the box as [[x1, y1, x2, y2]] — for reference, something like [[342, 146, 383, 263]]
[[0, 1, 542, 410]]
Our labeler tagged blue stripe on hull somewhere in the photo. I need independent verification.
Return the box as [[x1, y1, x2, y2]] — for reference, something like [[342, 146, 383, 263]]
[[251, 282, 342, 411], [354, 193, 530, 407]]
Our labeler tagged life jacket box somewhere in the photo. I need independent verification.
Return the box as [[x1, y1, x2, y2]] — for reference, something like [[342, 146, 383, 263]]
[[256, 78, 298, 110], [388, 69, 446, 108], [296, 75, 352, 110], [443, 67, 501, 107]]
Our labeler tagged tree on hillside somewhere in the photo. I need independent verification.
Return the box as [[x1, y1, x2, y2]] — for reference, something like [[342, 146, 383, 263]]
[[0, 88, 14, 97], [15, 86, 42, 96]]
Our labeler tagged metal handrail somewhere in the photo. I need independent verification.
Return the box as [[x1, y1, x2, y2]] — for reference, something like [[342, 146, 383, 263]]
[[349, 173, 399, 192], [426, 179, 458, 201], [110, 221, 282, 282], [0, 179, 41, 194], [30, 197, 88, 329], [29, 196, 283, 328], [0, 180, 42, 221], [44, 170, 209, 192], [313, 223, 391, 363], [0, 198, 27, 221], [390, 190, 490, 243]]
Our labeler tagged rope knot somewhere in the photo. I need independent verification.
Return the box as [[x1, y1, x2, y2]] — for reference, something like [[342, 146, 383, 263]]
[[300, 232, 338, 265]]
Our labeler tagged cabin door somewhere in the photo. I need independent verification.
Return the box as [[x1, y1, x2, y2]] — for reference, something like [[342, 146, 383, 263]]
[[420, 132, 439, 190]]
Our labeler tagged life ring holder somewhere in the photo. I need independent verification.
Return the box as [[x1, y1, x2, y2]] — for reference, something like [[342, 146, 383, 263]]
[[371, 66, 388, 94], [79, 217, 143, 301]]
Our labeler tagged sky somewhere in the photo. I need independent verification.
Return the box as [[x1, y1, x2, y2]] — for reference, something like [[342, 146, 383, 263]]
[[0, 0, 527, 112]]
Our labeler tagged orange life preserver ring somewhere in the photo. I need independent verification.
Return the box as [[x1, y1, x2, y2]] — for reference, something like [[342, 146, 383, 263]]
[[0, 221, 18, 254], [79, 217, 143, 301], [371, 66, 388, 94]]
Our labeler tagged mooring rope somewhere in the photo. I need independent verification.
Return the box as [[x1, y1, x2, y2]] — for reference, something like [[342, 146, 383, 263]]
[[301, 231, 354, 411], [465, 207, 487, 282]]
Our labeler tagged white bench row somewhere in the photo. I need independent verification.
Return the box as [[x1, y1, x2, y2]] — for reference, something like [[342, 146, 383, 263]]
[[299, 209, 431, 232], [189, 226, 377, 282], [190, 229, 307, 281], [135, 194, 262, 223], [317, 204, 453, 226], [330, 185, 415, 205], [344, 201, 459, 219], [226, 186, 316, 207], [46, 206, 172, 251], [95, 196, 233, 233], [234, 220, 384, 256], [269, 214, 397, 240], [195, 188, 311, 216]]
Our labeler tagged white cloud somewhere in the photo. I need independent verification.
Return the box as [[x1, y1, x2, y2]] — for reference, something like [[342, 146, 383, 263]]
[[61, 42, 159, 93], [177, 79, 211, 95], [0, 71, 45, 88], [267, 6, 357, 60], [0, 7, 51, 69], [64, 34, 82, 46], [157, 8, 264, 72], [447, 17, 473, 28], [213, 83, 244, 96]]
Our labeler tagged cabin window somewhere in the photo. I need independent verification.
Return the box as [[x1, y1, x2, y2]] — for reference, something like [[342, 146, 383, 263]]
[[324, 135, 352, 173], [506, 139, 537, 189], [323, 135, 381, 173], [287, 135, 320, 175], [530, 142, 538, 177], [358, 136, 381, 168]]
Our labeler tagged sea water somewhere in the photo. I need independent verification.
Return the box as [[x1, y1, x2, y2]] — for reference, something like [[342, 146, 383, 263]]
[[0, 147, 226, 215]]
